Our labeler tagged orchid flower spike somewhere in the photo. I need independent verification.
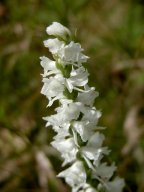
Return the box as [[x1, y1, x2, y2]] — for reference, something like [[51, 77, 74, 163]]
[[40, 21, 125, 192]]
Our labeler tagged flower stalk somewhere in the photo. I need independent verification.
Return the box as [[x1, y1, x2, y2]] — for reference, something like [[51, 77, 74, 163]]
[[40, 22, 125, 192]]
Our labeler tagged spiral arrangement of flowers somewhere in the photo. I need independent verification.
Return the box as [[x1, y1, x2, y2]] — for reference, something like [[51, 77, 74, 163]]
[[40, 22, 125, 192]]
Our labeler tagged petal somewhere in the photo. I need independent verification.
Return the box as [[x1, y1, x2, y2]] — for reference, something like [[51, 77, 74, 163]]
[[92, 163, 117, 180], [51, 137, 78, 165]]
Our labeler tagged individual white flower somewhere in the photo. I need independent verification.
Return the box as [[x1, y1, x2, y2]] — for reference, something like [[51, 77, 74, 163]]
[[51, 137, 78, 166], [46, 21, 71, 39], [92, 163, 117, 180], [55, 101, 83, 123], [82, 107, 101, 126], [72, 107, 101, 142], [65, 66, 89, 92], [73, 120, 94, 142], [41, 74, 65, 106], [85, 132, 104, 150], [81, 133, 110, 166], [102, 177, 125, 192], [45, 101, 82, 127], [44, 38, 65, 54], [83, 146, 110, 168], [40, 56, 59, 77], [76, 85, 99, 106], [58, 161, 86, 191], [44, 115, 71, 135], [44, 118, 70, 138], [57, 41, 89, 64], [52, 123, 70, 138]]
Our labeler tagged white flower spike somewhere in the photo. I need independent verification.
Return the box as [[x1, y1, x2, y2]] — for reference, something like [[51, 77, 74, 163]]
[[41, 22, 125, 192]]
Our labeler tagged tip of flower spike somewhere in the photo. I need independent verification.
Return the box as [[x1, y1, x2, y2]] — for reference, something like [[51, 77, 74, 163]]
[[46, 22, 71, 40]]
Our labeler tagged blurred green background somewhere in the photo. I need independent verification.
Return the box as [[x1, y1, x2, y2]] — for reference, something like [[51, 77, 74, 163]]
[[0, 0, 144, 191]]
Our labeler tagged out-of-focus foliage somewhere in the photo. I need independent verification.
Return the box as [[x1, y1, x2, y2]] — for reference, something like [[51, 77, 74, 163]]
[[0, 0, 144, 191]]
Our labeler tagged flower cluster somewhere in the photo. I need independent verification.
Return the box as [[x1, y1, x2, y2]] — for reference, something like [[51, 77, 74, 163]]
[[41, 22, 125, 192]]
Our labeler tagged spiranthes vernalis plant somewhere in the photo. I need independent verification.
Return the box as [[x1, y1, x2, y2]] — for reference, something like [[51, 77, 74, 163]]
[[40, 22, 125, 192]]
